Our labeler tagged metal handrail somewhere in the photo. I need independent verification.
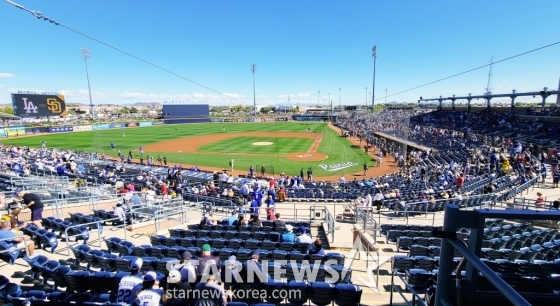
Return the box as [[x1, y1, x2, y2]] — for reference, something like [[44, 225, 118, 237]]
[[389, 269, 428, 306], [63, 217, 127, 256], [0, 234, 30, 260], [433, 204, 560, 306]]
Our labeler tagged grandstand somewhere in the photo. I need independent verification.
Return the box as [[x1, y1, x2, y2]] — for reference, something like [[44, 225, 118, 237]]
[[0, 106, 558, 305]]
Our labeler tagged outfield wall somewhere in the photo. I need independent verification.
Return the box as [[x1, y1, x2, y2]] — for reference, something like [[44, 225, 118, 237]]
[[0, 117, 291, 138]]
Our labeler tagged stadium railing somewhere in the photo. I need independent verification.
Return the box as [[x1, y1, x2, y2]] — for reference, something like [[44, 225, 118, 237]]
[[129, 198, 189, 232], [63, 217, 127, 256], [433, 204, 560, 306]]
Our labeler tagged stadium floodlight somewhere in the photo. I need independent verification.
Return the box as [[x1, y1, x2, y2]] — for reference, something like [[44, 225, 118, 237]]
[[80, 48, 95, 119], [371, 45, 377, 113], [250, 64, 257, 116]]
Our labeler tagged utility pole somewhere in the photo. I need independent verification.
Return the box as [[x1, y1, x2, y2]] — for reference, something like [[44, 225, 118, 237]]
[[80, 48, 95, 119], [371, 45, 377, 113], [250, 64, 257, 116]]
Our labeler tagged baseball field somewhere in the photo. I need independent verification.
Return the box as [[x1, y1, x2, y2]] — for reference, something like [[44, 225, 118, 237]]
[[1, 122, 390, 177]]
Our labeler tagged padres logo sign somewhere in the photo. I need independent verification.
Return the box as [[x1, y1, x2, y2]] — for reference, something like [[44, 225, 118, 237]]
[[47, 98, 62, 113]]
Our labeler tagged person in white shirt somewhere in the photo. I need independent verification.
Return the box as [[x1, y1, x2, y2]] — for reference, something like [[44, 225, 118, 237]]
[[373, 191, 384, 212], [117, 258, 144, 304], [295, 228, 313, 245], [339, 176, 346, 184], [364, 193, 372, 213], [114, 202, 128, 225]]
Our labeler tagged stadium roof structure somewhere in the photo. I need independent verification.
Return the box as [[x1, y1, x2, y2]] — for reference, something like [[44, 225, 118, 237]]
[[0, 112, 21, 120]]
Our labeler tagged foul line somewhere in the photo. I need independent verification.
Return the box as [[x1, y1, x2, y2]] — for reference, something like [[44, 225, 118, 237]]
[[305, 134, 324, 156]]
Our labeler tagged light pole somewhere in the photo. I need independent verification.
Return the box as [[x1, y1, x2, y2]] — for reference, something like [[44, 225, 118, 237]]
[[371, 45, 377, 113], [250, 64, 257, 117], [318, 91, 320, 107], [339, 88, 341, 106], [80, 48, 95, 119], [385, 89, 387, 104]]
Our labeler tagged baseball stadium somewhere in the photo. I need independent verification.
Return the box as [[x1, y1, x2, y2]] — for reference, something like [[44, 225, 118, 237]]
[[1, 1, 560, 306]]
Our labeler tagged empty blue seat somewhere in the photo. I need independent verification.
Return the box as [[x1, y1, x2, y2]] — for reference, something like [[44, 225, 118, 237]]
[[311, 281, 335, 306], [334, 283, 362, 306]]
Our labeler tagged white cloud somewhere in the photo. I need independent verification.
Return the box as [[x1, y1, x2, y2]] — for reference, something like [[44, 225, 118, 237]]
[[0, 84, 4, 88], [277, 94, 287, 98], [298, 93, 309, 97], [0, 73, 15, 78]]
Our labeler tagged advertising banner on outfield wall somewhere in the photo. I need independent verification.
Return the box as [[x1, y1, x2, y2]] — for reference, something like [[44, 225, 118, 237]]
[[74, 125, 93, 131], [211, 118, 223, 122], [265, 118, 275, 122], [139, 122, 153, 127], [0, 129, 7, 138], [49, 126, 73, 133], [6, 127, 25, 137], [92, 124, 110, 130], [110, 123, 126, 129], [276, 117, 288, 121], [237, 118, 245, 122], [127, 123, 138, 127], [25, 127, 49, 134]]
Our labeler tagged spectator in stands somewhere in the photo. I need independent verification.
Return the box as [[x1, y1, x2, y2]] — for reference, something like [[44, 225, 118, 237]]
[[249, 214, 262, 227], [240, 252, 267, 298], [273, 213, 285, 229], [13, 190, 43, 228], [373, 191, 384, 212], [295, 228, 313, 244], [227, 211, 238, 226], [221, 255, 240, 287], [456, 174, 465, 192], [166, 269, 193, 306], [281, 225, 295, 243], [5, 208, 25, 230], [200, 213, 214, 227], [277, 186, 286, 202], [553, 200, 560, 210], [196, 244, 221, 280], [309, 238, 326, 256], [249, 197, 261, 215], [134, 271, 167, 306], [114, 202, 130, 225], [193, 274, 227, 306], [117, 258, 144, 304], [553, 169, 560, 188], [535, 192, 545, 208], [174, 251, 196, 285], [237, 215, 248, 227], [0, 220, 35, 258]]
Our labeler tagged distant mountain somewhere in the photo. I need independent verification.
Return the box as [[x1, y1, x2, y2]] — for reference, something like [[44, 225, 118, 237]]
[[123, 102, 162, 107]]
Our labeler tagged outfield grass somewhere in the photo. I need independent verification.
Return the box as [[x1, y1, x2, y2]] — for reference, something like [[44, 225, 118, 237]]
[[1, 122, 372, 176], [197, 137, 314, 154]]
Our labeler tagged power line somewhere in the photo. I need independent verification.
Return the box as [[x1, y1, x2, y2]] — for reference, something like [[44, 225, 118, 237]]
[[2, 0, 244, 103], [378, 41, 560, 101]]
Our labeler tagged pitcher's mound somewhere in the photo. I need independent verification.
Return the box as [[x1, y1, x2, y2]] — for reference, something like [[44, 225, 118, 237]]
[[252, 142, 274, 146]]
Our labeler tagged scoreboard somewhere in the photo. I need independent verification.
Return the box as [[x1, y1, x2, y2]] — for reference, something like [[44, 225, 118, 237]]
[[11, 92, 67, 117]]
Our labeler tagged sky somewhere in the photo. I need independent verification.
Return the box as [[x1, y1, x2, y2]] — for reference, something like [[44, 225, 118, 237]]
[[0, 0, 559, 107]]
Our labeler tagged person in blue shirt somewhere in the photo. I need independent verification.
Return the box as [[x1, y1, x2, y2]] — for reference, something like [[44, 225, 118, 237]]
[[309, 238, 326, 255], [541, 164, 548, 184], [227, 211, 238, 226], [280, 225, 295, 243], [250, 198, 261, 215]]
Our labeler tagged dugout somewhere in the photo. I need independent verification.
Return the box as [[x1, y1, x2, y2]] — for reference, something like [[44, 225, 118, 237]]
[[162, 104, 210, 124]]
